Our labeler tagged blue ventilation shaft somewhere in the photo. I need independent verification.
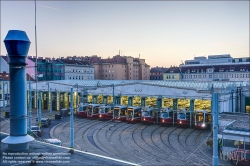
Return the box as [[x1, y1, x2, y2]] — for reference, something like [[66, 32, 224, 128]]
[[1, 30, 34, 151]]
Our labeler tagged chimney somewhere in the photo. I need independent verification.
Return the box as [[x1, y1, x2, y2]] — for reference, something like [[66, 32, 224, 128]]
[[2, 30, 34, 151]]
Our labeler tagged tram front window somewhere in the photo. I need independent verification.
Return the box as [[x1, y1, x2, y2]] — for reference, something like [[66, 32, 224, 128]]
[[87, 106, 92, 115], [114, 109, 119, 116], [161, 112, 168, 118], [82, 106, 87, 112], [99, 108, 105, 113], [120, 109, 127, 116], [142, 111, 149, 116], [134, 109, 141, 118], [127, 110, 133, 118], [93, 107, 99, 114], [196, 114, 204, 122], [178, 113, 186, 119]]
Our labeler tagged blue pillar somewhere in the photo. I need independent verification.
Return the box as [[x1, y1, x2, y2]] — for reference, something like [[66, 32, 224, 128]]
[[38, 91, 42, 127], [3, 81, 5, 113], [112, 84, 114, 106], [212, 85, 219, 166], [70, 88, 74, 149], [50, 88, 52, 119], [47, 83, 49, 110], [157, 97, 162, 124], [190, 99, 194, 128], [1, 30, 34, 151], [28, 78, 32, 132]]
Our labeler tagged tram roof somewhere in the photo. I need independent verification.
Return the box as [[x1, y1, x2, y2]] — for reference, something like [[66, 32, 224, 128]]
[[31, 80, 249, 92]]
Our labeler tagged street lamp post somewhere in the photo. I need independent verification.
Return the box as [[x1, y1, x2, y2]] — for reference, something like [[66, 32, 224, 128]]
[[70, 87, 74, 153], [28, 77, 32, 132], [50, 88, 52, 119], [47, 82, 49, 110], [76, 83, 78, 108]]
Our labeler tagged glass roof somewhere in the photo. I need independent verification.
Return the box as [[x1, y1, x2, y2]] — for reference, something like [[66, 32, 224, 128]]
[[42, 80, 249, 91]]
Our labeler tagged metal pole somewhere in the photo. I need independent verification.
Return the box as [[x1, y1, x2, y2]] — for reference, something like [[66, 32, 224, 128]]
[[28, 77, 32, 132], [112, 84, 114, 119], [76, 84, 78, 107], [190, 99, 194, 128], [3, 81, 5, 113], [35, 0, 39, 122], [231, 90, 234, 112], [38, 91, 42, 127], [50, 88, 52, 119], [81, 89, 83, 103], [6, 82, 9, 106], [47, 83, 49, 110], [70, 88, 74, 149], [212, 84, 219, 166]]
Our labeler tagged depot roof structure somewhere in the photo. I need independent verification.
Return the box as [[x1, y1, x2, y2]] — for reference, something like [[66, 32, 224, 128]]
[[30, 80, 248, 91]]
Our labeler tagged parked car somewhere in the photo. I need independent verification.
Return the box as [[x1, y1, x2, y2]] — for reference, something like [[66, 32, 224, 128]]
[[31, 126, 42, 137], [41, 118, 51, 127], [44, 138, 62, 146]]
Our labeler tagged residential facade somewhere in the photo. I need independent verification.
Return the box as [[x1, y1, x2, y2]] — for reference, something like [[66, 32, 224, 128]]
[[84, 55, 150, 80], [163, 66, 181, 81], [58, 57, 94, 80], [29, 56, 65, 81], [163, 55, 250, 82], [150, 67, 168, 80]]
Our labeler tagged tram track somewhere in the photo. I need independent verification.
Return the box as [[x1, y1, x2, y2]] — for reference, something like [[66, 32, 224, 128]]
[[94, 120, 133, 160], [73, 118, 105, 154], [150, 125, 184, 165], [108, 123, 148, 163], [93, 120, 119, 155], [183, 129, 211, 166], [177, 128, 211, 165], [132, 124, 172, 165]]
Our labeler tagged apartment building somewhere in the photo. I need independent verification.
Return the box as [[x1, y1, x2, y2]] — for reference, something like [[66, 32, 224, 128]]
[[29, 56, 65, 81], [150, 67, 168, 80], [86, 55, 150, 80], [163, 55, 250, 82], [58, 57, 94, 80]]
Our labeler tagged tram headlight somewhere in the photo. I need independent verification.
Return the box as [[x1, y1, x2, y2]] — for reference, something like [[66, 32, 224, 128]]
[[143, 118, 146, 121], [162, 120, 165, 122], [202, 123, 206, 127], [180, 121, 182, 124]]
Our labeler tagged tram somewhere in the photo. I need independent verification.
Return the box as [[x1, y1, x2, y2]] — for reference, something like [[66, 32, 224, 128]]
[[159, 108, 177, 126], [194, 110, 211, 129], [141, 106, 158, 124], [98, 105, 114, 120], [126, 106, 142, 123], [87, 104, 105, 119], [113, 105, 128, 122], [77, 103, 88, 118], [176, 108, 191, 127]]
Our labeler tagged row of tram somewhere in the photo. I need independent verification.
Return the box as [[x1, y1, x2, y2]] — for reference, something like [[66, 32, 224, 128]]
[[76, 103, 212, 130]]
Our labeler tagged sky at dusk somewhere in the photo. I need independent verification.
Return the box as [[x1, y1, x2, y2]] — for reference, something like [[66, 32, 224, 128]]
[[1, 1, 249, 68]]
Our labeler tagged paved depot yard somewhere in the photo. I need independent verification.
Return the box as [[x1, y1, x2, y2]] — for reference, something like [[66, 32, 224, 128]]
[[0, 110, 232, 166]]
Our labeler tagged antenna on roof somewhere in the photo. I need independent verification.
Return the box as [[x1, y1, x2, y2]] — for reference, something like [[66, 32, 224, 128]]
[[139, 54, 140, 59]]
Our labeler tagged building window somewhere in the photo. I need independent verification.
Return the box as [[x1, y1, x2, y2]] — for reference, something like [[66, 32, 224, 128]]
[[209, 75, 212, 78]]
